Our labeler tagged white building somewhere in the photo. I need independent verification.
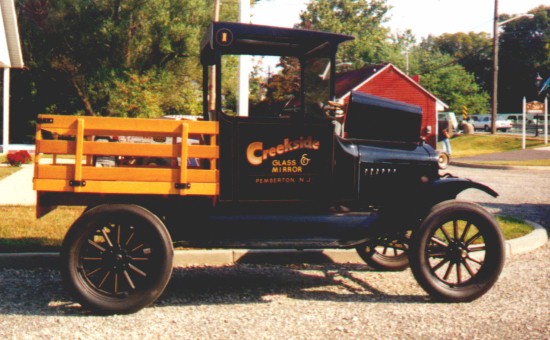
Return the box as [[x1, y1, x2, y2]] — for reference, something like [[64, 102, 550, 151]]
[[0, 0, 24, 154]]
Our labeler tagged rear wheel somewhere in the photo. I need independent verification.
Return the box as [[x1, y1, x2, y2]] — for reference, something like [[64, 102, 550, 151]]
[[409, 200, 505, 302], [61, 204, 173, 314]]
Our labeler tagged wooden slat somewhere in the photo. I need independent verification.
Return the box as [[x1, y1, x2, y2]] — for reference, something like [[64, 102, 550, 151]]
[[35, 165, 218, 183], [34, 114, 221, 200], [34, 179, 218, 196], [37, 114, 219, 135], [74, 119, 84, 192], [36, 140, 218, 159], [179, 122, 189, 195]]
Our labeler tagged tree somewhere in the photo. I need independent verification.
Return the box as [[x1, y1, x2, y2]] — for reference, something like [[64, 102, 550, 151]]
[[421, 32, 493, 91], [498, 5, 550, 112], [11, 0, 248, 142], [298, 0, 392, 66], [408, 48, 489, 114]]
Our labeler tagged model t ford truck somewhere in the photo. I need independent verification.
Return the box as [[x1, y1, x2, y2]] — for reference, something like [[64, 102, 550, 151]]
[[33, 22, 505, 314]]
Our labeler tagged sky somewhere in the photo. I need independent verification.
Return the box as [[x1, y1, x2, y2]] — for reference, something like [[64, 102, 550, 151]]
[[251, 0, 548, 38]]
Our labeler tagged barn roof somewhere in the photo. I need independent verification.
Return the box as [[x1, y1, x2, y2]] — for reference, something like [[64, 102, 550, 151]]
[[335, 63, 447, 109]]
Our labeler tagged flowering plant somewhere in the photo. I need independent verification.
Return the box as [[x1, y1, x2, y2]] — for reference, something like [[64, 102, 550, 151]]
[[7, 150, 32, 167]]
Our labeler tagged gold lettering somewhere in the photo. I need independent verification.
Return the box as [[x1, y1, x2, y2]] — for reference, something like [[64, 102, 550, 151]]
[[246, 142, 263, 166], [246, 136, 321, 166]]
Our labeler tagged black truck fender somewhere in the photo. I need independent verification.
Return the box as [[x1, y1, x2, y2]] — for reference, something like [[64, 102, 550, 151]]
[[427, 176, 498, 203]]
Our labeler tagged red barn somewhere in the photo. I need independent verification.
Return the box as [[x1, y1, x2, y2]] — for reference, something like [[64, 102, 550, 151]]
[[336, 63, 447, 148]]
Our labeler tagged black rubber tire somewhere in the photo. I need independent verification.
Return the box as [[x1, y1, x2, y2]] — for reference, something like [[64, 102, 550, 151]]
[[356, 232, 410, 271], [409, 200, 505, 302], [484, 125, 490, 132], [61, 204, 173, 314]]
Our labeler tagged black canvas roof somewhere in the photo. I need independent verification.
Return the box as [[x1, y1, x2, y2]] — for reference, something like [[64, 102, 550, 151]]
[[201, 22, 354, 65]]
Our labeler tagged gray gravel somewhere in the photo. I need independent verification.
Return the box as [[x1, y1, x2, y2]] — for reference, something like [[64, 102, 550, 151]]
[[447, 165, 550, 230], [0, 166, 548, 338], [1, 242, 549, 339]]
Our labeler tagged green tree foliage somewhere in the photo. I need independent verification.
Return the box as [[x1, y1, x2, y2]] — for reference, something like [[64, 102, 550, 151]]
[[421, 32, 493, 91], [264, 57, 301, 103], [408, 49, 489, 114], [11, 0, 247, 141], [298, 0, 391, 66], [499, 5, 550, 112]]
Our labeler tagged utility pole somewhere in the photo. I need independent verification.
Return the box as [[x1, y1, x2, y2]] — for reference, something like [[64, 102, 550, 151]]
[[491, 0, 499, 134], [208, 0, 221, 114]]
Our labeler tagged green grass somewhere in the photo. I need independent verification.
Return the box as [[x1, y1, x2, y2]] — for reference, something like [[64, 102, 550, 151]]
[[0, 167, 21, 180], [0, 206, 534, 253], [496, 216, 534, 239], [0, 206, 85, 252], [445, 134, 550, 166], [446, 134, 545, 159]]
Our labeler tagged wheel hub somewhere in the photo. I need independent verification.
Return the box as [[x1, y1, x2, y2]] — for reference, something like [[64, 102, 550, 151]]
[[447, 241, 468, 263], [104, 248, 131, 270]]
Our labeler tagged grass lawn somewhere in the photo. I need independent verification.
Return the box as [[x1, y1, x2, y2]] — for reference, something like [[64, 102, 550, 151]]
[[0, 206, 533, 253], [0, 206, 85, 252], [0, 166, 21, 180], [447, 134, 545, 159]]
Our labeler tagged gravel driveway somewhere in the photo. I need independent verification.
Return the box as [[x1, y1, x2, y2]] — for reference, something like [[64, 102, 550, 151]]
[[446, 165, 550, 230], [0, 166, 548, 338], [0, 243, 548, 339]]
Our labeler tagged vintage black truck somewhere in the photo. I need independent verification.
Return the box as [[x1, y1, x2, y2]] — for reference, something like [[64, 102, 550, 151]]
[[33, 22, 505, 314]]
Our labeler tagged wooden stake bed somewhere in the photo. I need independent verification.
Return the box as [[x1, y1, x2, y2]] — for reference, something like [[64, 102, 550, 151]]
[[33, 114, 219, 197]]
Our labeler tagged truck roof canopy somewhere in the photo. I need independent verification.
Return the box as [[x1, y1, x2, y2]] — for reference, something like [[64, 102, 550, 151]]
[[200, 22, 354, 65]]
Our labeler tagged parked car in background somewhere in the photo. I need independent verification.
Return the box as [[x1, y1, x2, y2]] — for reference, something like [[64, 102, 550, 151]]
[[470, 115, 512, 132]]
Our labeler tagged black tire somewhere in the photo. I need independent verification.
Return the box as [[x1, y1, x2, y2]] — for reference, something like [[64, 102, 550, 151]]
[[484, 125, 490, 132], [61, 204, 173, 314], [409, 200, 505, 302], [356, 232, 410, 271]]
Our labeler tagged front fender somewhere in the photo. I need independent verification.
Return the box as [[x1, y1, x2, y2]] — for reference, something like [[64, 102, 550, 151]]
[[427, 177, 498, 203]]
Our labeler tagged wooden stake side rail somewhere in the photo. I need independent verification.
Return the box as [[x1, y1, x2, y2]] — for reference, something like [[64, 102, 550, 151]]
[[33, 114, 219, 197]]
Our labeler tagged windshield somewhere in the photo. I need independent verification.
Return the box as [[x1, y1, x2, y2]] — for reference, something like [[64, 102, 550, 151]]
[[215, 52, 333, 120], [303, 56, 331, 119]]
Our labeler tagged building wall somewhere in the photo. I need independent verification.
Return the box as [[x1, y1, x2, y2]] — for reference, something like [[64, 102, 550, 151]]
[[342, 66, 437, 148]]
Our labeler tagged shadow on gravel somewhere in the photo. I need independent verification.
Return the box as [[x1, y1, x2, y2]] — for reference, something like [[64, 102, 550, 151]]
[[0, 264, 428, 316], [158, 264, 428, 307]]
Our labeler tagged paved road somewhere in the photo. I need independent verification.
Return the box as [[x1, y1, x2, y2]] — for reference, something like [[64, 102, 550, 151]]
[[445, 165, 550, 230]]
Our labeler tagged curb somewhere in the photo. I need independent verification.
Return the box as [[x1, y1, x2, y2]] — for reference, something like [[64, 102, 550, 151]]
[[1, 221, 547, 269], [451, 161, 550, 171], [503, 220, 548, 257]]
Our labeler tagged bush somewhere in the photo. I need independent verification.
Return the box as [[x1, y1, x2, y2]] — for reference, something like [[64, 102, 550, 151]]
[[7, 150, 32, 167]]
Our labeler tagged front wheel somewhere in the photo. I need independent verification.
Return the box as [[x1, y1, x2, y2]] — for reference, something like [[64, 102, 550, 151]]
[[61, 204, 173, 314], [409, 200, 505, 302]]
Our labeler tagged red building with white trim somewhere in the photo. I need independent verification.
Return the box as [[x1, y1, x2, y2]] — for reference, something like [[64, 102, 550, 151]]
[[336, 63, 447, 148]]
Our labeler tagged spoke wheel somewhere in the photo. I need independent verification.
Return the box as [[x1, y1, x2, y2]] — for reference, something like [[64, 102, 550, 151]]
[[356, 232, 410, 271], [61, 204, 173, 314], [409, 200, 505, 302]]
